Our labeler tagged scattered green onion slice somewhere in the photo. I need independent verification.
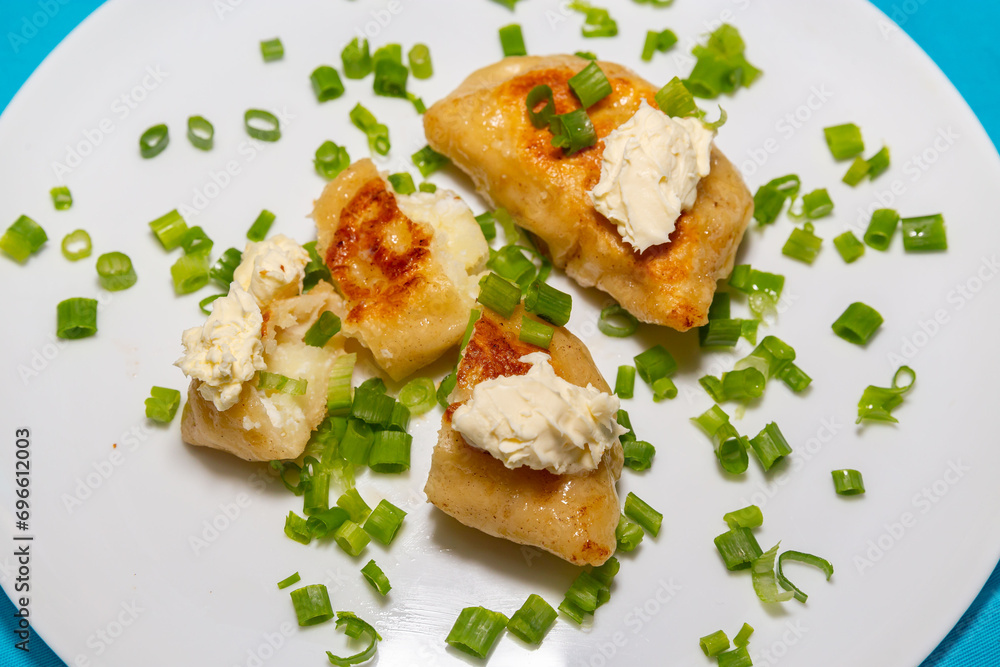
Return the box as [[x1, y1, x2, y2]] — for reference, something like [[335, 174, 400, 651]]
[[867, 146, 891, 179], [651, 377, 677, 402], [752, 174, 800, 225], [720, 368, 765, 402], [334, 520, 370, 557], [791, 188, 834, 220], [683, 24, 761, 99], [714, 527, 762, 571], [568, 1, 618, 38], [559, 557, 619, 623], [692, 404, 730, 438], [723, 505, 763, 530], [506, 594, 557, 645], [526, 85, 556, 128], [368, 431, 411, 474], [418, 182, 437, 193], [171, 252, 210, 295], [568, 61, 612, 108], [148, 209, 188, 251], [385, 172, 414, 195], [186, 115, 214, 150], [782, 222, 823, 264], [615, 365, 636, 398], [350, 103, 390, 155], [842, 156, 871, 186], [642, 29, 678, 61], [139, 123, 169, 158], [258, 371, 307, 395], [623, 440, 656, 471], [304, 311, 341, 348], [832, 468, 866, 495], [524, 281, 572, 326], [314, 140, 351, 181], [447, 606, 509, 659], [575, 50, 597, 59], [408, 43, 433, 79], [475, 211, 498, 242], [549, 108, 597, 155], [707, 292, 730, 320], [616, 514, 644, 552], [290, 584, 334, 626], [700, 318, 742, 348], [363, 499, 406, 544], [834, 231, 865, 263], [1, 215, 47, 262], [716, 430, 749, 474], [519, 315, 554, 348], [777, 550, 834, 603], [260, 37, 284, 62], [276, 572, 300, 589], [351, 387, 395, 429], [778, 362, 812, 393], [824, 123, 864, 160], [901, 213, 948, 252], [752, 542, 795, 603], [373, 57, 408, 98], [209, 248, 241, 289], [718, 647, 753, 667], [303, 240, 331, 292], [624, 492, 662, 536], [864, 208, 900, 251], [50, 185, 72, 210], [832, 302, 883, 345], [336, 488, 371, 524], [180, 225, 213, 256], [634, 345, 677, 384], [244, 109, 281, 141], [61, 229, 91, 261], [144, 386, 181, 423], [598, 303, 638, 337], [197, 294, 223, 315], [398, 377, 437, 416], [96, 251, 138, 291], [700, 630, 730, 657], [311, 65, 345, 102], [499, 24, 527, 56], [247, 209, 275, 242], [341, 37, 372, 79], [748, 422, 792, 471], [326, 612, 382, 667], [360, 560, 391, 596], [733, 623, 754, 648], [305, 507, 350, 539], [437, 369, 457, 409], [411, 145, 450, 177], [477, 272, 521, 318]]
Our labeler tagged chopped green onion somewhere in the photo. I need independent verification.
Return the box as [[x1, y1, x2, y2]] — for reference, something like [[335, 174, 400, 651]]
[[386, 172, 415, 195], [96, 252, 138, 291], [499, 24, 527, 56], [700, 630, 730, 657], [326, 353, 356, 413], [246, 209, 275, 242], [717, 368, 764, 402], [793, 188, 834, 220], [487, 245, 545, 291], [714, 527, 762, 571], [244, 109, 280, 142], [526, 85, 556, 128], [777, 550, 834, 603], [1, 215, 47, 262], [408, 92, 427, 114], [447, 606, 509, 659], [724, 505, 763, 530], [842, 156, 871, 186], [616, 514, 644, 552], [290, 584, 334, 626], [717, 647, 753, 667], [824, 123, 864, 160], [334, 520, 370, 557], [408, 43, 433, 79], [867, 146, 891, 179], [832, 302, 883, 346], [715, 429, 749, 474], [864, 208, 900, 251], [692, 404, 729, 438], [568, 61, 612, 108], [341, 37, 371, 79], [170, 252, 210, 295], [50, 185, 72, 210], [326, 612, 382, 667], [624, 492, 661, 536], [411, 145, 450, 177], [437, 369, 457, 408], [643, 29, 677, 61], [748, 422, 792, 471], [186, 115, 214, 150], [303, 240, 332, 291], [363, 499, 406, 544], [304, 311, 341, 348], [782, 222, 823, 264], [507, 594, 557, 645], [180, 226, 213, 256], [396, 378, 435, 416], [477, 272, 521, 318], [258, 371, 307, 395], [740, 319, 759, 345], [314, 140, 351, 180], [575, 50, 597, 59], [272, 462, 306, 496], [568, 1, 618, 38], [901, 213, 948, 252], [144, 386, 181, 423], [361, 559, 391, 596], [475, 211, 498, 241], [60, 229, 91, 261], [834, 231, 865, 263], [339, 418, 374, 465], [276, 572, 300, 589], [373, 43, 402, 66], [139, 123, 169, 158], [549, 108, 597, 155], [352, 386, 396, 428], [559, 558, 619, 623], [707, 292, 730, 320], [617, 409, 636, 442], [524, 281, 572, 326], [752, 542, 795, 603], [368, 431, 411, 473], [733, 623, 754, 648], [615, 365, 635, 398], [260, 37, 283, 62], [148, 209, 188, 251], [832, 468, 866, 495], [350, 103, 390, 155], [418, 182, 436, 193], [519, 315, 554, 348], [373, 56, 408, 98], [623, 440, 656, 471], [700, 318, 742, 348], [683, 24, 761, 98], [778, 362, 811, 393], [302, 463, 330, 516], [652, 377, 677, 402], [311, 65, 345, 102], [634, 345, 676, 385], [337, 488, 372, 524], [656, 77, 701, 121], [752, 174, 800, 225]]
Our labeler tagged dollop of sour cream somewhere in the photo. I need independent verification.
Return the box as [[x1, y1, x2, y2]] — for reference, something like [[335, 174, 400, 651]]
[[590, 100, 715, 253], [451, 352, 627, 475]]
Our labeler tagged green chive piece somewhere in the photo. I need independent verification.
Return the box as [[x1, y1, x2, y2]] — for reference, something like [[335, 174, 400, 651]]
[[418, 182, 437, 193], [1, 215, 47, 262], [796, 188, 834, 220], [624, 492, 662, 536], [50, 185, 73, 210], [437, 369, 457, 409], [616, 514, 644, 552], [748, 422, 792, 471], [285, 512, 313, 543], [559, 557, 619, 623], [507, 594, 557, 645], [733, 623, 754, 648], [643, 29, 677, 61], [683, 24, 761, 98], [477, 272, 521, 318], [714, 527, 762, 571], [740, 319, 759, 345], [720, 368, 765, 401], [652, 377, 677, 402], [327, 612, 382, 666], [475, 211, 497, 241], [777, 550, 834, 603], [842, 156, 871, 186], [363, 499, 406, 544], [499, 24, 527, 56], [247, 209, 275, 242], [148, 209, 188, 251], [716, 429, 749, 474], [778, 362, 812, 393], [858, 366, 916, 424], [341, 38, 372, 79], [302, 463, 330, 517], [186, 115, 214, 150], [568, 61, 612, 108], [615, 365, 636, 399], [752, 542, 796, 603], [524, 282, 572, 326], [832, 302, 883, 345], [360, 559, 391, 596], [707, 292, 730, 320], [718, 646, 753, 667], [782, 223, 823, 264], [575, 50, 597, 59], [290, 584, 334, 626], [655, 76, 700, 118], [634, 345, 676, 384], [339, 420, 373, 467], [701, 376, 727, 403], [832, 469, 865, 495], [568, 1, 618, 38], [244, 109, 280, 141], [447, 606, 509, 658], [144, 386, 181, 423], [824, 123, 864, 160], [96, 252, 138, 291], [386, 172, 415, 195], [864, 208, 900, 251], [368, 431, 411, 474], [723, 505, 763, 530], [867, 146, 891, 179], [519, 316, 554, 349], [350, 103, 390, 155], [834, 231, 865, 263], [314, 140, 350, 181], [139, 123, 169, 158], [258, 371, 308, 396], [549, 108, 597, 154], [622, 440, 656, 471], [302, 240, 331, 292], [61, 229, 92, 261], [901, 213, 948, 252], [396, 377, 436, 417], [336, 488, 372, 524], [308, 65, 344, 103], [170, 252, 210, 295], [700, 630, 730, 657], [351, 386, 396, 428], [408, 43, 433, 79], [526, 85, 556, 128], [260, 37, 283, 62], [303, 311, 341, 348], [700, 318, 742, 348], [373, 55, 408, 98], [752, 174, 800, 225], [276, 572, 300, 589], [334, 520, 370, 557], [411, 145, 450, 178], [210, 248, 242, 288], [180, 226, 213, 256]]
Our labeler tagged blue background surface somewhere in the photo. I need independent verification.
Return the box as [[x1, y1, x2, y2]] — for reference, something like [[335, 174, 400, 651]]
[[0, 1, 998, 665]]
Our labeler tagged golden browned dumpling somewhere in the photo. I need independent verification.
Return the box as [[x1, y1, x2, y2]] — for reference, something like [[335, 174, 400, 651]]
[[425, 306, 623, 566], [313, 159, 488, 380], [424, 55, 754, 331]]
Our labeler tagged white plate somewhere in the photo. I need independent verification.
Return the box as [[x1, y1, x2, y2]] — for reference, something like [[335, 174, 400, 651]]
[[2, 0, 999, 665]]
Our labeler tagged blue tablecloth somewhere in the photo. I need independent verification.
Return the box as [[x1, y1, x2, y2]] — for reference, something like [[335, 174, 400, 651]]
[[1, 1, 998, 665]]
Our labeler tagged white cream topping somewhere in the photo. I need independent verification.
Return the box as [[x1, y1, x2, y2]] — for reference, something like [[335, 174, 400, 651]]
[[233, 234, 310, 306], [394, 189, 489, 301], [590, 100, 715, 253], [451, 352, 626, 475]]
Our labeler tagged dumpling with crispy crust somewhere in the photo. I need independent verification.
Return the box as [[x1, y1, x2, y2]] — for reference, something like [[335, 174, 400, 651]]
[[313, 158, 488, 381], [423, 55, 754, 331]]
